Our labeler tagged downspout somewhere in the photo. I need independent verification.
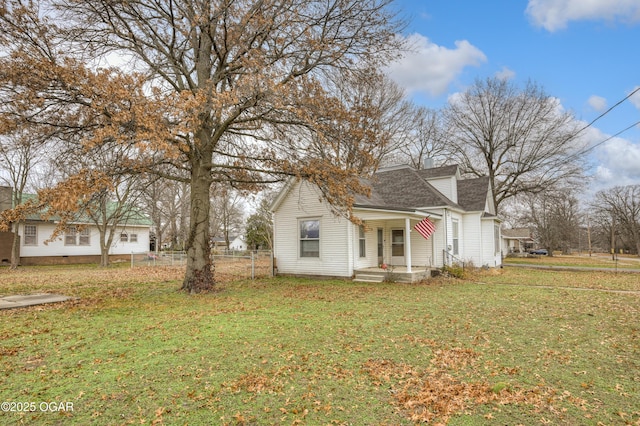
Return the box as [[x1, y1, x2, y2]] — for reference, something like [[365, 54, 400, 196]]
[[347, 219, 353, 277], [405, 217, 412, 273], [271, 212, 277, 276], [443, 208, 448, 267]]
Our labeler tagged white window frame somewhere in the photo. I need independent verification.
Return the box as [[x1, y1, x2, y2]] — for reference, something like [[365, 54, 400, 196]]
[[358, 225, 366, 258], [452, 219, 459, 256], [79, 228, 90, 246], [65, 226, 78, 246], [299, 218, 320, 258], [130, 233, 138, 243], [24, 224, 37, 246], [494, 224, 501, 254], [120, 232, 128, 243]]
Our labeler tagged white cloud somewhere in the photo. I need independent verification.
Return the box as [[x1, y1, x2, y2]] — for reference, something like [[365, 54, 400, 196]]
[[588, 95, 607, 112], [386, 33, 486, 97], [526, 0, 640, 31], [495, 67, 516, 81], [594, 136, 640, 188]]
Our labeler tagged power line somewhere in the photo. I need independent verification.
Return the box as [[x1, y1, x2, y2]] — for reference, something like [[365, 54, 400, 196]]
[[575, 119, 640, 157], [574, 86, 640, 138], [558, 87, 640, 164]]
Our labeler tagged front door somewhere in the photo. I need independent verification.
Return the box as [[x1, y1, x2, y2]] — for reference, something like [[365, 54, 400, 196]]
[[391, 229, 405, 265]]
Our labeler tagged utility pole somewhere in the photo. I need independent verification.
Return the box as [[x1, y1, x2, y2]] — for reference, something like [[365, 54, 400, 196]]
[[587, 214, 592, 257], [611, 215, 616, 261]]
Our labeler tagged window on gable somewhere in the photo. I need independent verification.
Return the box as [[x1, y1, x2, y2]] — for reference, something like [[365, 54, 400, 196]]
[[24, 224, 37, 246], [299, 219, 320, 258], [65, 226, 77, 246]]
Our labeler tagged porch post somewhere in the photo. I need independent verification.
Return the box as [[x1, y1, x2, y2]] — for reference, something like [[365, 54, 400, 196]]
[[405, 217, 412, 273]]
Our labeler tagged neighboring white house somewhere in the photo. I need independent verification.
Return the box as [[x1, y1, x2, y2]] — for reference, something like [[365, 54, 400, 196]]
[[0, 187, 152, 265], [229, 236, 247, 251], [271, 164, 502, 281], [15, 220, 151, 265], [502, 228, 535, 254]]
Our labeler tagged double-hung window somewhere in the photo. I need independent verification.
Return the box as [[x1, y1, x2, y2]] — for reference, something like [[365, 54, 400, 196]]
[[65, 226, 90, 245], [65, 226, 77, 245], [452, 219, 459, 256], [24, 224, 37, 246], [299, 219, 320, 258], [79, 228, 90, 245], [358, 225, 366, 258]]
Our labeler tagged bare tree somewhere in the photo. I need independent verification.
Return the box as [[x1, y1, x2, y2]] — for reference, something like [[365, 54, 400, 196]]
[[521, 187, 582, 256], [591, 185, 640, 255], [445, 77, 586, 213], [0, 131, 49, 268], [1, 0, 404, 292], [210, 184, 246, 250], [395, 106, 451, 169], [139, 174, 191, 251]]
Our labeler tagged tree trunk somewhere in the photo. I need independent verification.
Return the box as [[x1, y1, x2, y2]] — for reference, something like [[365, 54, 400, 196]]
[[100, 249, 110, 267], [182, 157, 214, 293], [10, 221, 21, 269], [99, 227, 110, 267]]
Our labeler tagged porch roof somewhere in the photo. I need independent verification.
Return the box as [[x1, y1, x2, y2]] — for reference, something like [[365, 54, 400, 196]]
[[353, 204, 443, 220]]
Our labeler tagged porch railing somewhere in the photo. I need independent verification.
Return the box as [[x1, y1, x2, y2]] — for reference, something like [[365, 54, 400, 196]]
[[443, 250, 465, 270]]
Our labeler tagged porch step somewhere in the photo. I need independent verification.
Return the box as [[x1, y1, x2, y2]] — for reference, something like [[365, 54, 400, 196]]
[[353, 273, 385, 283]]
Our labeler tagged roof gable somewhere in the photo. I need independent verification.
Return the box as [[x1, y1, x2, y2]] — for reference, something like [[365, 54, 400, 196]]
[[355, 165, 458, 210], [457, 176, 491, 212]]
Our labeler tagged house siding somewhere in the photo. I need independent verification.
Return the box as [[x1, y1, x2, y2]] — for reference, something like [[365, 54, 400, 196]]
[[273, 181, 352, 277], [426, 177, 457, 204], [481, 220, 502, 267], [461, 213, 483, 267], [354, 220, 383, 270]]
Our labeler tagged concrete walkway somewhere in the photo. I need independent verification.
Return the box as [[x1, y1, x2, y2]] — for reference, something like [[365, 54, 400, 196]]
[[0, 294, 76, 310]]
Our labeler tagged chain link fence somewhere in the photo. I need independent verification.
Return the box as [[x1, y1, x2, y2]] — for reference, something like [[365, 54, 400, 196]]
[[130, 250, 273, 280]]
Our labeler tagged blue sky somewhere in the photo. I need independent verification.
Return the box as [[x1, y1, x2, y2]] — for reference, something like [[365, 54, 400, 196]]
[[386, 0, 640, 193]]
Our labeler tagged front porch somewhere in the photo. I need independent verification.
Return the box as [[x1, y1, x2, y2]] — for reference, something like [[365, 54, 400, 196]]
[[353, 266, 432, 283]]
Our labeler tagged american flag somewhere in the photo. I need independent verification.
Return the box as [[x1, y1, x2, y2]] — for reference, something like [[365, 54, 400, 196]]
[[414, 217, 436, 240]]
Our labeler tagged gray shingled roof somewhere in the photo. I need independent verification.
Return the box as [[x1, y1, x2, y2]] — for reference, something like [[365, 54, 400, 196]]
[[416, 164, 459, 180], [355, 165, 491, 212], [457, 176, 490, 211]]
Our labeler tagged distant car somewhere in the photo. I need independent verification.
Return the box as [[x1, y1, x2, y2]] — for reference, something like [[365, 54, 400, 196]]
[[529, 249, 548, 255]]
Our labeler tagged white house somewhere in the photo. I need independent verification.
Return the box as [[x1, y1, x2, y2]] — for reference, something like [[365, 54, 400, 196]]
[[501, 228, 535, 254], [229, 236, 248, 251], [0, 186, 152, 265], [14, 220, 152, 265], [271, 164, 502, 282]]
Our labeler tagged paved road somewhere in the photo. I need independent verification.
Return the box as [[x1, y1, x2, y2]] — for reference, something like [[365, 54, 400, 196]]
[[0, 294, 76, 310]]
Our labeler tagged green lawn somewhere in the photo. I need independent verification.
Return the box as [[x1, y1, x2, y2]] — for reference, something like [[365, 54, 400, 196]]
[[1, 265, 639, 425]]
